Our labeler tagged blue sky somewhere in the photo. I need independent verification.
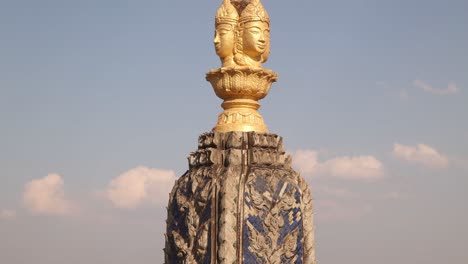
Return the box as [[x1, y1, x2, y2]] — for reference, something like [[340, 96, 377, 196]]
[[1, 0, 467, 263]]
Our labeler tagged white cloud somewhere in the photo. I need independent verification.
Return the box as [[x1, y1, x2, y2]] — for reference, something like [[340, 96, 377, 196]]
[[320, 156, 384, 180], [23, 174, 74, 215], [0, 209, 16, 220], [293, 150, 384, 180], [292, 149, 319, 175], [106, 166, 176, 209], [413, 79, 459, 95], [393, 143, 449, 168]]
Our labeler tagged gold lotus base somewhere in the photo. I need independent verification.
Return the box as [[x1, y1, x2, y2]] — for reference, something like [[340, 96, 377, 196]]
[[206, 67, 278, 133], [213, 99, 268, 133]]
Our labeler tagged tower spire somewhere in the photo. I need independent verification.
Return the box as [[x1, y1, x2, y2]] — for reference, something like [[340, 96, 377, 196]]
[[164, 2, 317, 263]]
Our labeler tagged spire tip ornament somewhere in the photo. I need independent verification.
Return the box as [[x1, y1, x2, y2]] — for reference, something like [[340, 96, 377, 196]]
[[208, 0, 277, 133]]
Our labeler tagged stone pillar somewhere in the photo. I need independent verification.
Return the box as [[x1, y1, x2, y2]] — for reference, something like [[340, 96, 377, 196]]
[[165, 132, 316, 263]]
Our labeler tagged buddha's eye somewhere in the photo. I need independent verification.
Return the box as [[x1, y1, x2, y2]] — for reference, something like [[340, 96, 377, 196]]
[[248, 29, 260, 35], [219, 29, 229, 36]]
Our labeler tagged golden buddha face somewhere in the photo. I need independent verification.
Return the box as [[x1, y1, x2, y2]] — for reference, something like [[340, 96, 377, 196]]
[[214, 23, 236, 59], [261, 31, 270, 62], [242, 21, 270, 59]]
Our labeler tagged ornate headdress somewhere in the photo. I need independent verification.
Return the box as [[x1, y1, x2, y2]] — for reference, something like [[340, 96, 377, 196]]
[[239, 0, 270, 25], [216, 0, 239, 26]]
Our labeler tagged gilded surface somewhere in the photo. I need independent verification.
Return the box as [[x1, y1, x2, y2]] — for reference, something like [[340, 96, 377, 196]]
[[214, 0, 270, 68], [208, 0, 277, 133]]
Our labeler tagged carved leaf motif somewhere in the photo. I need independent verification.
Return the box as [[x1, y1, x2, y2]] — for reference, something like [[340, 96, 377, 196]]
[[265, 211, 284, 232], [244, 172, 307, 264], [196, 222, 210, 260], [268, 250, 283, 264], [249, 184, 268, 211], [269, 177, 280, 192], [282, 227, 299, 260], [183, 254, 196, 264], [176, 194, 189, 213], [191, 178, 199, 194], [264, 209, 283, 254], [247, 222, 270, 260], [280, 190, 297, 211], [172, 231, 187, 252], [172, 230, 194, 262], [199, 181, 212, 204]]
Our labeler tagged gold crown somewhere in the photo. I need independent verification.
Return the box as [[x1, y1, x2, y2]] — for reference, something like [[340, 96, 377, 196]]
[[239, 0, 270, 24], [216, 0, 239, 25]]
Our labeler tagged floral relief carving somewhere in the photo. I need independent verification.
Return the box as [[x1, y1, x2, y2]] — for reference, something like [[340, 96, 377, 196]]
[[244, 171, 303, 264], [165, 168, 215, 264], [166, 132, 316, 264]]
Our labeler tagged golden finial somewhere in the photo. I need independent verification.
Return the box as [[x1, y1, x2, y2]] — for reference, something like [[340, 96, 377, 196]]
[[207, 0, 277, 133]]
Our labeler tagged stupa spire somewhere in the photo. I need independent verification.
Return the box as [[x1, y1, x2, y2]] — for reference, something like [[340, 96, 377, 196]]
[[164, 1, 317, 263]]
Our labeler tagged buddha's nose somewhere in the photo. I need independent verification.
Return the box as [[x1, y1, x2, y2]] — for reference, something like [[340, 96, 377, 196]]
[[214, 34, 220, 44], [259, 34, 265, 43]]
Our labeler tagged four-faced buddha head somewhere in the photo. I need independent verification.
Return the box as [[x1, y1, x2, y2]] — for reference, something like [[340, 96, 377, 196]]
[[214, 0, 239, 67], [240, 21, 269, 62], [214, 0, 271, 68], [235, 0, 270, 68]]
